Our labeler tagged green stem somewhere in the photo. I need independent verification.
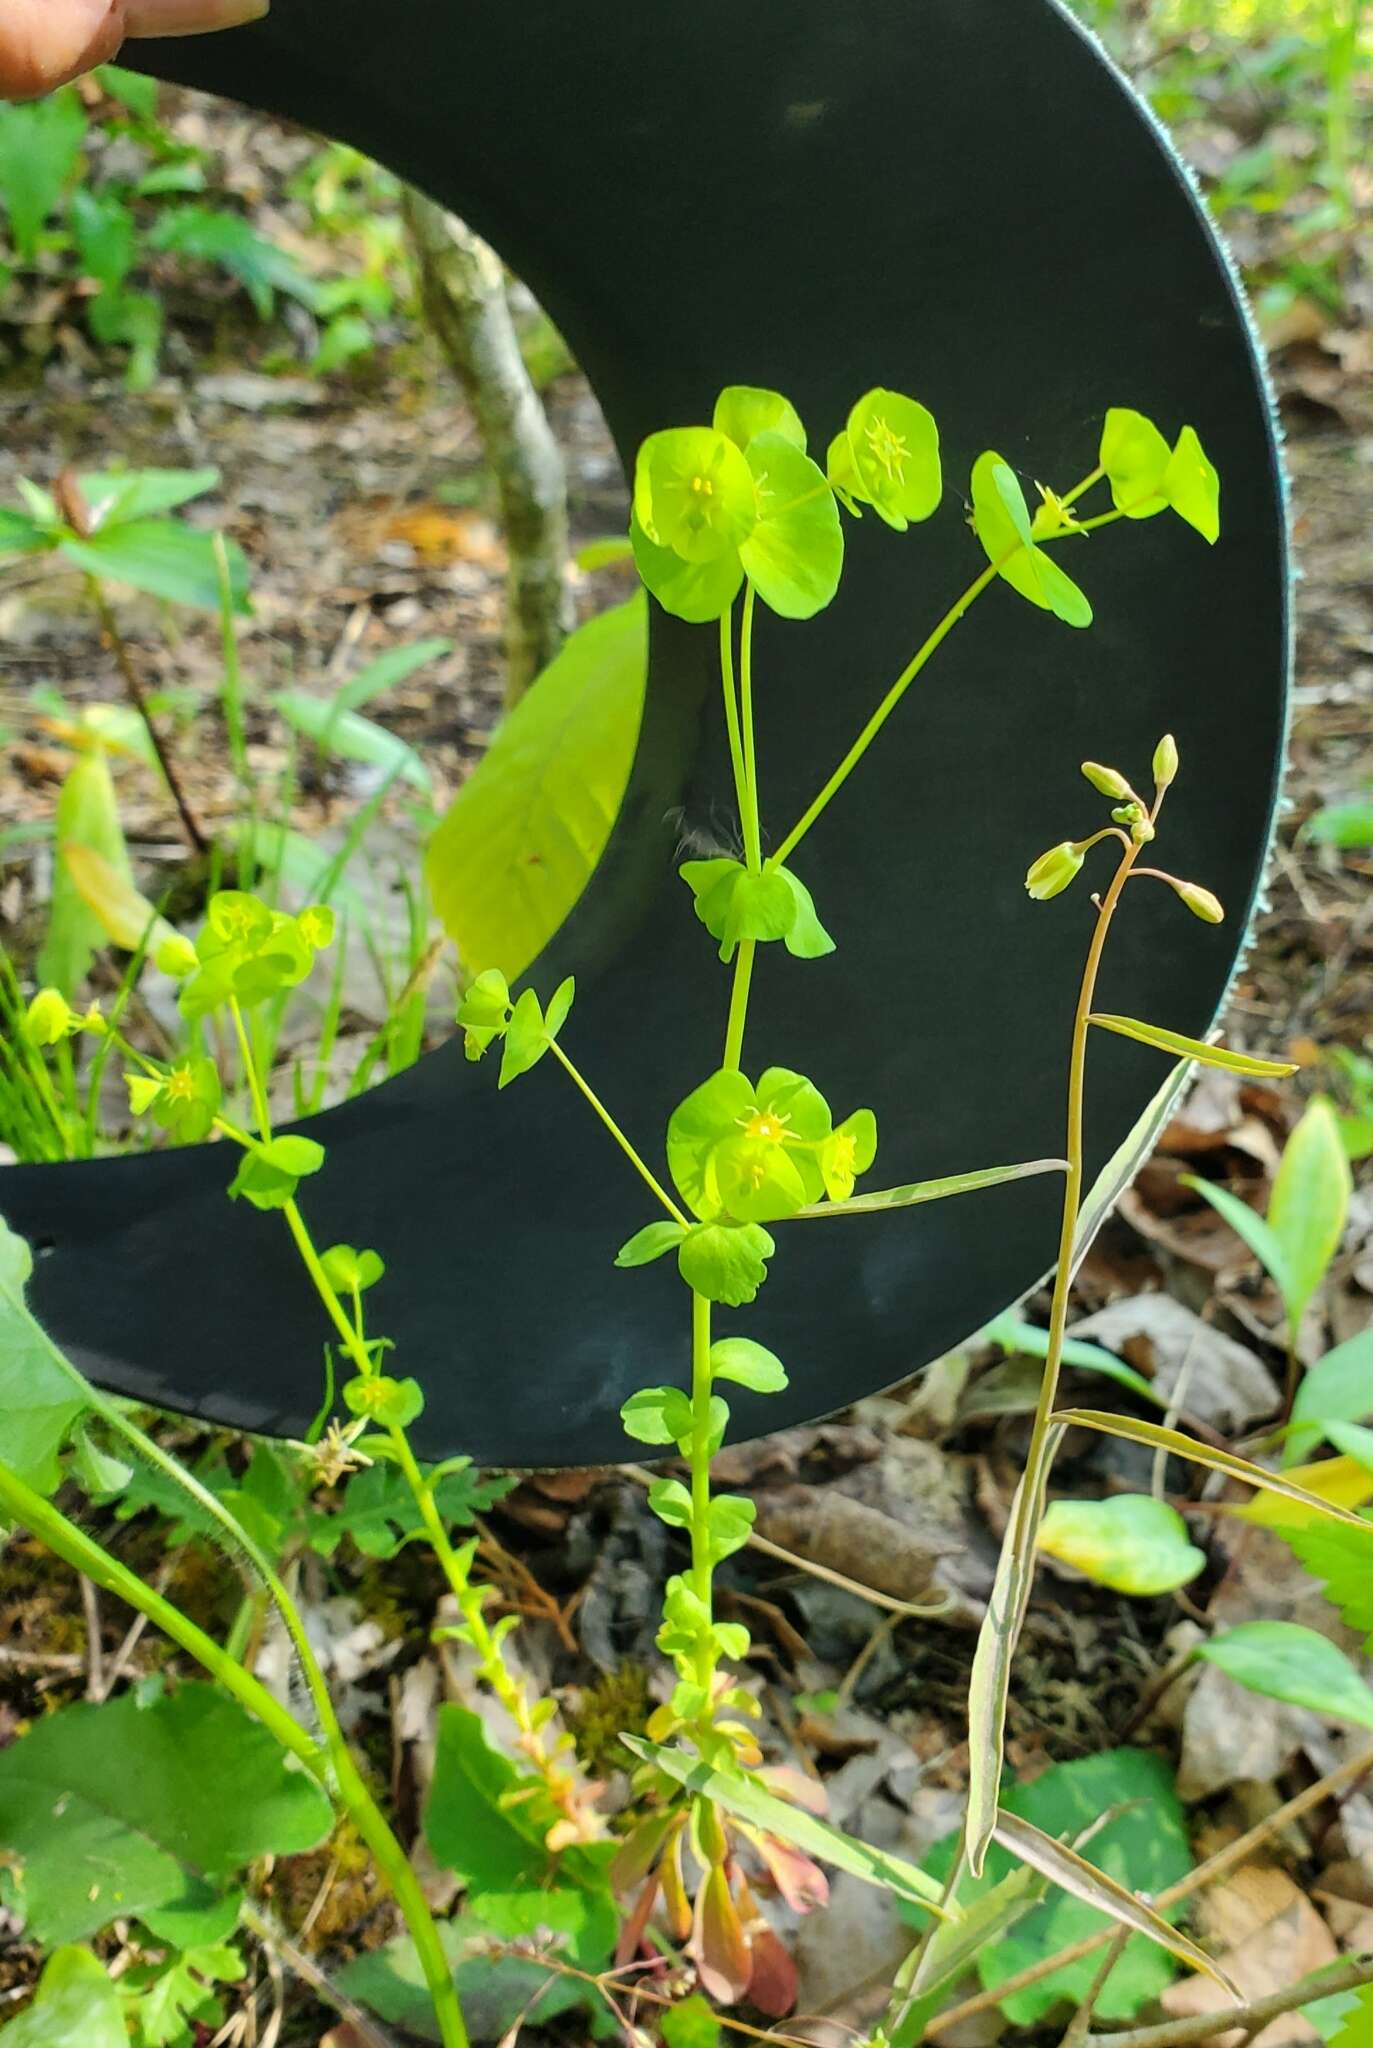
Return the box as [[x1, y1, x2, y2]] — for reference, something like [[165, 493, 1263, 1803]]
[[688, 1287, 715, 1697], [548, 1039, 688, 1226], [738, 582, 762, 874], [229, 996, 273, 1140], [721, 940, 755, 1074], [719, 600, 748, 832], [770, 564, 997, 867], [0, 1460, 470, 2048]]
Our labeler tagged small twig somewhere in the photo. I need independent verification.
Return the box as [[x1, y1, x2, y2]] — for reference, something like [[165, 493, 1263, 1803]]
[[836, 1612, 897, 1710], [238, 1901, 400, 2048], [1083, 1952, 1373, 2048], [1061, 1929, 1130, 2048], [621, 1463, 953, 1618], [87, 573, 209, 855], [80, 1574, 104, 1700], [927, 1741, 1373, 2034]]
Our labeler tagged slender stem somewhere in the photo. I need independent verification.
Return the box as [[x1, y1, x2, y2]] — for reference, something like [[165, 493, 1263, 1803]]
[[229, 996, 273, 1140], [1084, 1955, 1373, 2048], [1058, 464, 1105, 509], [547, 1039, 688, 1225], [87, 574, 208, 855], [738, 582, 762, 873], [770, 564, 997, 867], [719, 601, 748, 832], [0, 1460, 470, 2048], [721, 940, 755, 1073], [688, 1288, 715, 1678]]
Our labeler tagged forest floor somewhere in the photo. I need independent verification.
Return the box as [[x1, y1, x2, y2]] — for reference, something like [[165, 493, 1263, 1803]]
[[1, 17, 1372, 2047]]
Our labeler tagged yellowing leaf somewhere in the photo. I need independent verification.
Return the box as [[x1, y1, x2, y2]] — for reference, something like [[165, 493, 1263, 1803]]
[[62, 841, 176, 956], [1228, 1452, 1373, 1531], [1038, 1495, 1205, 1595]]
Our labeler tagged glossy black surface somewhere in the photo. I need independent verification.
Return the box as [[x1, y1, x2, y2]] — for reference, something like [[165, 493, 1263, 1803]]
[[1, 0, 1287, 1465]]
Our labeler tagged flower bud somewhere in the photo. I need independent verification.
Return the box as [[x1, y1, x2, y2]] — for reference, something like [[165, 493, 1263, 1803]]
[[1025, 841, 1085, 901], [24, 988, 74, 1046], [156, 933, 198, 980], [1153, 733, 1179, 790], [1131, 818, 1156, 844], [1081, 761, 1132, 800], [1172, 878, 1224, 924]]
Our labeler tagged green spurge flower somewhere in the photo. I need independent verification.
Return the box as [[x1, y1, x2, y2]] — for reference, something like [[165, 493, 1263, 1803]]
[[972, 453, 1093, 628], [125, 1055, 221, 1143], [174, 890, 336, 1021], [631, 385, 842, 623], [826, 386, 942, 529], [1099, 407, 1220, 541], [666, 1066, 875, 1225], [679, 858, 833, 963]]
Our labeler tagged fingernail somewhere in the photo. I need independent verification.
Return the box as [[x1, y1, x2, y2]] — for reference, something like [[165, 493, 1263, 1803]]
[[126, 0, 268, 35]]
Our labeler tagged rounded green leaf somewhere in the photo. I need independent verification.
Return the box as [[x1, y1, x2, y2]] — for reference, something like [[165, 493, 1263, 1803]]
[[708, 1493, 757, 1562], [615, 1221, 687, 1269], [620, 1385, 692, 1447], [677, 1222, 775, 1305], [1100, 407, 1171, 518], [1198, 1620, 1373, 1730], [843, 388, 942, 529], [738, 433, 844, 619], [714, 385, 806, 454], [1038, 1495, 1206, 1595], [498, 987, 550, 1088], [710, 1336, 788, 1393], [648, 1477, 694, 1527], [633, 426, 756, 563], [1164, 426, 1220, 544], [972, 453, 1093, 629], [630, 512, 744, 622], [775, 864, 835, 958]]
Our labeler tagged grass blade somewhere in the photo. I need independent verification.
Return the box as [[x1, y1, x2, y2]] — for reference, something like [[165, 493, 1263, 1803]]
[[1088, 1013, 1298, 1079], [1054, 1410, 1373, 1528], [792, 1156, 1067, 1219]]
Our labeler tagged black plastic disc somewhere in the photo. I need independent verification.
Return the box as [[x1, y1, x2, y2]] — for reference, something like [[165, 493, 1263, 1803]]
[[0, 0, 1288, 1466]]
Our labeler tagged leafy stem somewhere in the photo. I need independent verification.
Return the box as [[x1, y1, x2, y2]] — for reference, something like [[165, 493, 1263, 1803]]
[[688, 1286, 716, 1696], [0, 1457, 472, 2048]]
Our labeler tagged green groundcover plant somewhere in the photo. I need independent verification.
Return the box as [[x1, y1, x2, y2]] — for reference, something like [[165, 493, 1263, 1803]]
[[4, 379, 1373, 2048]]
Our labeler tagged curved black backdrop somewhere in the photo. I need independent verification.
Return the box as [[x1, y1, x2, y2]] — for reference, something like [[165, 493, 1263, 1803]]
[[0, 0, 1288, 1465]]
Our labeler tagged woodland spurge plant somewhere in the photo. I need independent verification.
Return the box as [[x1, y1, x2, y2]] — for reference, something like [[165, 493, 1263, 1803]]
[[7, 379, 1370, 2045]]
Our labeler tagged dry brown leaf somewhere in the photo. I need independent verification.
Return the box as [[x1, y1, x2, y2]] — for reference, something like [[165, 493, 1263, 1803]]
[[1069, 1294, 1279, 1433], [1159, 1859, 1338, 2047]]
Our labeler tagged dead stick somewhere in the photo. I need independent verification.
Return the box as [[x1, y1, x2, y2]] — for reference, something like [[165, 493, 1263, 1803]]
[[927, 1741, 1373, 2035], [88, 576, 209, 855], [1084, 1952, 1373, 2048]]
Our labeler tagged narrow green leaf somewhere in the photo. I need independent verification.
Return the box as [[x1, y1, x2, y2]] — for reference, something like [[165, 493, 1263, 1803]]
[[335, 638, 453, 715], [1073, 1057, 1191, 1274], [1198, 1621, 1373, 1732], [1287, 1329, 1373, 1467], [79, 468, 220, 528], [274, 691, 430, 791], [61, 521, 251, 614], [1088, 1013, 1298, 1079], [990, 1811, 1235, 1994], [1268, 1097, 1351, 1336], [624, 1738, 947, 1914], [1180, 1173, 1295, 1305], [791, 1156, 1067, 1218], [982, 1311, 1166, 1408], [1054, 1410, 1373, 1529]]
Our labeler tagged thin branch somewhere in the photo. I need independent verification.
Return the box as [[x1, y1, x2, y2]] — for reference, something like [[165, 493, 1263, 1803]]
[[88, 575, 209, 854], [1084, 1952, 1373, 2048]]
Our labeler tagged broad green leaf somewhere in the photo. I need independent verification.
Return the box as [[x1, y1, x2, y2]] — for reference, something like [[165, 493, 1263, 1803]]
[[1198, 1621, 1373, 1731], [677, 1222, 775, 1305], [0, 1684, 331, 1944], [710, 1337, 787, 1393], [37, 753, 134, 995], [1038, 1496, 1205, 1595], [624, 1737, 947, 1913], [1100, 407, 1171, 518], [620, 1385, 692, 1447], [991, 1810, 1232, 1993], [0, 1946, 125, 2048], [661, 1992, 726, 2048], [0, 93, 86, 265], [0, 507, 53, 557], [79, 468, 220, 528], [274, 691, 430, 790], [1282, 1521, 1373, 1650], [1089, 1012, 1298, 1079], [0, 1221, 88, 1494], [146, 205, 317, 317], [793, 1155, 1066, 1218], [1053, 1410, 1373, 1529], [338, 1914, 602, 2045], [1180, 1172, 1295, 1307], [739, 433, 843, 619], [1073, 1056, 1191, 1273], [426, 594, 645, 979], [305, 1462, 513, 1562], [96, 63, 160, 116], [1288, 1328, 1373, 1467], [1304, 799, 1373, 849], [425, 1703, 609, 1899], [713, 385, 806, 454], [982, 1310, 1165, 1408], [1268, 1096, 1351, 1336], [921, 1748, 1199, 2024], [60, 520, 251, 614]]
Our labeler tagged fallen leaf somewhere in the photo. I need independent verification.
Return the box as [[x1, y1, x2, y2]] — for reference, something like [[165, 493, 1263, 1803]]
[[1069, 1295, 1279, 1433], [1159, 1859, 1337, 2047]]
